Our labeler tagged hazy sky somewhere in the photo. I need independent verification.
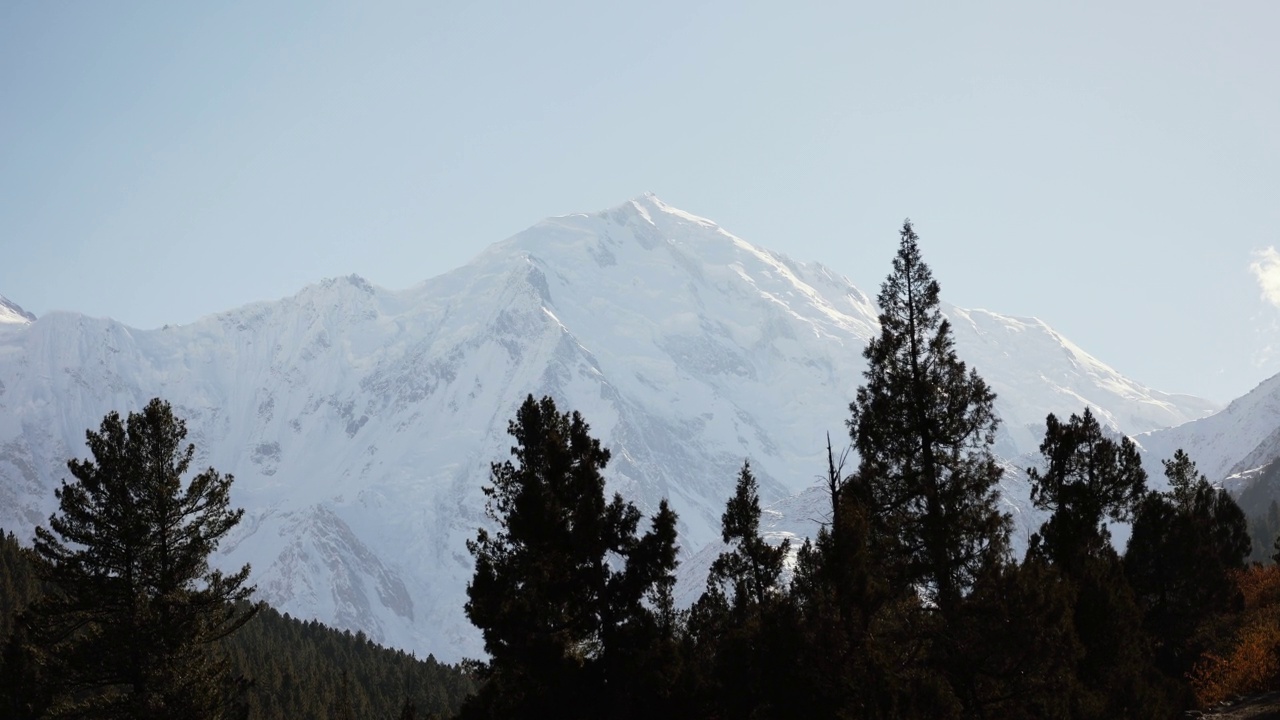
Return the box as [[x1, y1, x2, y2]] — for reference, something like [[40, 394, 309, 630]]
[[2, 1, 1277, 403]]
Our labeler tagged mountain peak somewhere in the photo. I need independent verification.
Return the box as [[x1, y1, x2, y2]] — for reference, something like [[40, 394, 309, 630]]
[[0, 197, 1222, 663], [0, 295, 36, 325], [623, 193, 720, 230]]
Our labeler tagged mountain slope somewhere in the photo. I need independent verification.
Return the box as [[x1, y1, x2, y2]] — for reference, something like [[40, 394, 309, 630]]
[[0, 195, 1215, 660], [0, 296, 35, 326], [1138, 373, 1280, 490]]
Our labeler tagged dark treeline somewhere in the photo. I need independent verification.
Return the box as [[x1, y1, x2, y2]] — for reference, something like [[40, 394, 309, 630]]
[[0, 399, 474, 719], [458, 223, 1280, 719], [219, 604, 475, 720], [0, 531, 475, 719], [5, 221, 1280, 718]]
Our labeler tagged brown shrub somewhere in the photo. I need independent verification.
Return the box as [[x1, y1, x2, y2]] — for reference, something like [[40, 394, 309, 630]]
[[1190, 565, 1280, 706]]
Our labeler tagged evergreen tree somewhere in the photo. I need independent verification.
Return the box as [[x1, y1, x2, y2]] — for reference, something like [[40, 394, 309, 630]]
[[826, 221, 1011, 718], [1027, 408, 1146, 573], [23, 398, 257, 720], [689, 461, 793, 717], [1126, 450, 1250, 680], [1027, 408, 1178, 718], [788, 475, 922, 718], [0, 529, 47, 720], [596, 498, 683, 719], [462, 395, 680, 719], [0, 530, 38, 641], [705, 461, 789, 614], [1164, 449, 1205, 508], [954, 556, 1083, 719], [847, 219, 1011, 616]]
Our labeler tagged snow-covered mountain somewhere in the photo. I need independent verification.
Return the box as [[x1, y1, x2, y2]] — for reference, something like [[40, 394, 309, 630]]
[[1137, 373, 1280, 492], [0, 295, 36, 326], [0, 195, 1216, 661]]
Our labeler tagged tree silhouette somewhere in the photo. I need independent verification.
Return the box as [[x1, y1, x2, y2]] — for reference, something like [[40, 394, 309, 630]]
[[1027, 408, 1146, 572], [463, 395, 679, 719], [1127, 450, 1250, 679], [847, 219, 1010, 616], [26, 398, 257, 719]]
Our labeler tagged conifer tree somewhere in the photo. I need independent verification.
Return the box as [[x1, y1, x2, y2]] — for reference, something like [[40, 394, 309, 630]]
[[788, 456, 904, 718], [1027, 408, 1177, 717], [955, 555, 1083, 719], [688, 462, 794, 717], [462, 395, 679, 720], [1126, 449, 1250, 680], [847, 219, 1010, 616], [705, 461, 788, 613], [1027, 408, 1146, 572], [25, 398, 257, 720]]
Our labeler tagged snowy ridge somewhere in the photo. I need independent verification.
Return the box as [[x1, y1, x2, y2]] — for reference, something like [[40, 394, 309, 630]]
[[946, 308, 1220, 458], [1137, 372, 1280, 489], [0, 195, 1217, 661], [0, 295, 36, 326]]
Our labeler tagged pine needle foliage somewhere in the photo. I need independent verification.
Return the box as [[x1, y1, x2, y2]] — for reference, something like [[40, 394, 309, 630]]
[[706, 461, 789, 614], [847, 219, 1010, 616], [24, 398, 257, 720], [1126, 449, 1250, 680], [1027, 408, 1147, 573], [463, 394, 679, 719]]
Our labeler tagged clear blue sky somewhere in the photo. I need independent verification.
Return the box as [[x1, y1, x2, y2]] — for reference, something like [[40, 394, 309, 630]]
[[1, 1, 1277, 403]]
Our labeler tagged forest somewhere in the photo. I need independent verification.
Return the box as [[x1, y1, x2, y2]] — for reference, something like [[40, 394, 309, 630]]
[[0, 529, 474, 719], [4, 221, 1280, 718]]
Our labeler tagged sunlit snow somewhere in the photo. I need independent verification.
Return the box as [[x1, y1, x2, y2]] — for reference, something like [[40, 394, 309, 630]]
[[0, 196, 1220, 661]]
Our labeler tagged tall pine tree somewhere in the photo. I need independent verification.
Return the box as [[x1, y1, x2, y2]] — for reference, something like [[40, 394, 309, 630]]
[[462, 395, 680, 720], [705, 461, 788, 614], [847, 219, 1010, 617], [24, 398, 257, 720], [689, 461, 793, 717]]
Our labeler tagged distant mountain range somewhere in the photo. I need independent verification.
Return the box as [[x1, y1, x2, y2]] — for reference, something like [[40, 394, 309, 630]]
[[0, 195, 1240, 661]]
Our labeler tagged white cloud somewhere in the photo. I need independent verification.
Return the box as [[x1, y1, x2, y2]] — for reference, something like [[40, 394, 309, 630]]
[[1251, 247, 1280, 308]]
